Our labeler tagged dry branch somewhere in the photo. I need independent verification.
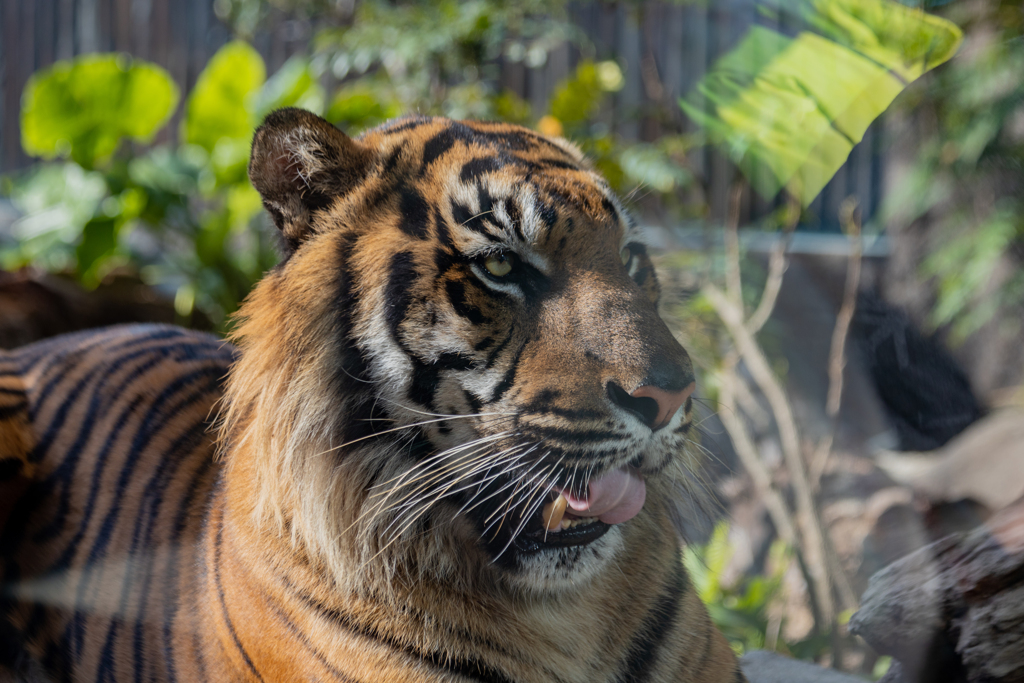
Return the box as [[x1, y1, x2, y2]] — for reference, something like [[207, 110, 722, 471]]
[[747, 198, 798, 335], [703, 282, 836, 624], [718, 352, 800, 547]]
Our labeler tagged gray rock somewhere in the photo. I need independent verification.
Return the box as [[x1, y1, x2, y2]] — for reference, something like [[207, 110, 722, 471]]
[[740, 651, 869, 683]]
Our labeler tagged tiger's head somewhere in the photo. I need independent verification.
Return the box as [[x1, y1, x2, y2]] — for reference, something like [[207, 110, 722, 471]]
[[226, 109, 710, 594]]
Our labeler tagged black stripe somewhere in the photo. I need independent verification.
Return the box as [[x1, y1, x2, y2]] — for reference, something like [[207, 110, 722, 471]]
[[381, 143, 404, 177], [485, 330, 513, 369], [0, 401, 26, 419], [460, 157, 504, 182], [378, 117, 431, 136], [451, 200, 496, 239], [520, 425, 623, 444], [398, 185, 430, 239], [463, 389, 483, 415], [214, 511, 266, 682], [602, 195, 618, 221], [409, 360, 440, 409], [332, 231, 373, 399], [161, 450, 220, 683], [537, 200, 557, 232], [278, 577, 521, 683], [446, 279, 489, 325], [485, 129, 567, 154], [436, 352, 475, 371], [384, 251, 417, 342], [503, 199, 524, 241], [0, 457, 24, 480], [615, 561, 687, 683], [489, 339, 526, 403], [476, 184, 495, 225], [434, 207, 454, 249], [263, 591, 358, 682]]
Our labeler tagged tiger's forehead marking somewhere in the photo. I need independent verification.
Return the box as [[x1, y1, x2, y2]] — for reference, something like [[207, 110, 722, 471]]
[[362, 117, 631, 255]]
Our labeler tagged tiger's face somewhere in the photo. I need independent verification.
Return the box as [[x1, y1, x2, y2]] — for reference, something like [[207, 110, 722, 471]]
[[242, 109, 704, 593]]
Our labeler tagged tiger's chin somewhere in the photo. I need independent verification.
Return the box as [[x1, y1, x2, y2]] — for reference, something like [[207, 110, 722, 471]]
[[501, 524, 627, 593]]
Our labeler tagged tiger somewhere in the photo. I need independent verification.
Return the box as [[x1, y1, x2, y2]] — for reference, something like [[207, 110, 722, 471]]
[[0, 108, 745, 682]]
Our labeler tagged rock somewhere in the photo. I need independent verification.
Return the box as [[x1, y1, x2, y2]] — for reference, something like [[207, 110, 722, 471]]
[[0, 268, 209, 348], [740, 650, 869, 683], [849, 499, 1024, 683]]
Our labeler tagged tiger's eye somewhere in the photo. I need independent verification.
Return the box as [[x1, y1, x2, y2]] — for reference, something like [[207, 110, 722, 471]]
[[484, 253, 514, 277], [620, 247, 631, 266]]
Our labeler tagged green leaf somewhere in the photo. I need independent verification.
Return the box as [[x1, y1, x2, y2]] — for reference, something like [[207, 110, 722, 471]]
[[681, 0, 962, 206], [3, 163, 109, 271], [549, 60, 609, 127], [184, 41, 266, 153], [21, 54, 179, 168], [76, 216, 119, 285], [326, 83, 404, 131]]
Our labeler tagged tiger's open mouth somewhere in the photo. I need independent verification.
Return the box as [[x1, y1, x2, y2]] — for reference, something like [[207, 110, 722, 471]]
[[511, 466, 646, 554]]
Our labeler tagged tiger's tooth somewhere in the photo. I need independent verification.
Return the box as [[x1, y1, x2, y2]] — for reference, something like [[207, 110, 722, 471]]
[[543, 494, 567, 531]]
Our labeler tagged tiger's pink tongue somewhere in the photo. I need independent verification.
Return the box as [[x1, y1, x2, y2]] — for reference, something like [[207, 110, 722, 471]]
[[562, 467, 646, 525]]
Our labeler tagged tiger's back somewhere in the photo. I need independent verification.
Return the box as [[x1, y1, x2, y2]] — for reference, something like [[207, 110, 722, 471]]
[[0, 325, 232, 679]]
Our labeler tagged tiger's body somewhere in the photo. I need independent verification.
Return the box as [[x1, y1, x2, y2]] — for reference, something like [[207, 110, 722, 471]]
[[0, 111, 744, 682]]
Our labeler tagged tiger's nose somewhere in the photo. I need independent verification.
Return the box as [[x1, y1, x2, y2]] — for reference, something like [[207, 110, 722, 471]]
[[607, 381, 695, 431]]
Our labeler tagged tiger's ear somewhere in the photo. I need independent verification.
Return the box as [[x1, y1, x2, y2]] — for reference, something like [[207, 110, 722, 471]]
[[249, 108, 373, 251]]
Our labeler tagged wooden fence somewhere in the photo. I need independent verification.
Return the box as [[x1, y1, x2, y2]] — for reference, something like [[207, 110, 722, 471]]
[[0, 0, 884, 230]]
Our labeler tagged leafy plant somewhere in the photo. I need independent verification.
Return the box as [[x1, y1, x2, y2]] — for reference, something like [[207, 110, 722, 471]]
[[684, 521, 815, 657], [3, 41, 331, 328], [21, 54, 180, 169]]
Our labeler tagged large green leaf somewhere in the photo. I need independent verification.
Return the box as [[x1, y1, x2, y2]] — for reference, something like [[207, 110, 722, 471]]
[[184, 41, 266, 153], [21, 55, 179, 168], [681, 0, 962, 206]]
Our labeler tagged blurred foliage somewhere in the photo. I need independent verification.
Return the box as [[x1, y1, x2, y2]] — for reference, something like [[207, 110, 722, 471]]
[[885, 0, 1024, 343], [684, 521, 831, 660], [2, 40, 326, 326], [21, 55, 179, 169]]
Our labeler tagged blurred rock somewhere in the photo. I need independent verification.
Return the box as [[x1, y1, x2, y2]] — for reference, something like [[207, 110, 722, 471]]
[[875, 408, 1024, 513], [849, 498, 1024, 683], [740, 650, 869, 683], [0, 268, 209, 349]]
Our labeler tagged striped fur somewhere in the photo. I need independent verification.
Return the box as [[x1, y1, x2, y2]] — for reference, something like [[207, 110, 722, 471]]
[[0, 110, 744, 681]]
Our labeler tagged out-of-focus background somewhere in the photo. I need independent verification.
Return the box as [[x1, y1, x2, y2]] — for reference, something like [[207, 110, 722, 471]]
[[1, 1, 1022, 680]]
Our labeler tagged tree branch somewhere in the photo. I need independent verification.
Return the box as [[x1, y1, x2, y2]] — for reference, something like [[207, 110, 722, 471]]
[[717, 353, 800, 547], [703, 282, 836, 624]]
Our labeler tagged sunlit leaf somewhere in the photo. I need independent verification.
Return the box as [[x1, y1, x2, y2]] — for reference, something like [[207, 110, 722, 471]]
[[184, 41, 266, 153], [21, 54, 179, 168], [681, 0, 962, 206], [326, 83, 404, 131], [549, 61, 613, 127]]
